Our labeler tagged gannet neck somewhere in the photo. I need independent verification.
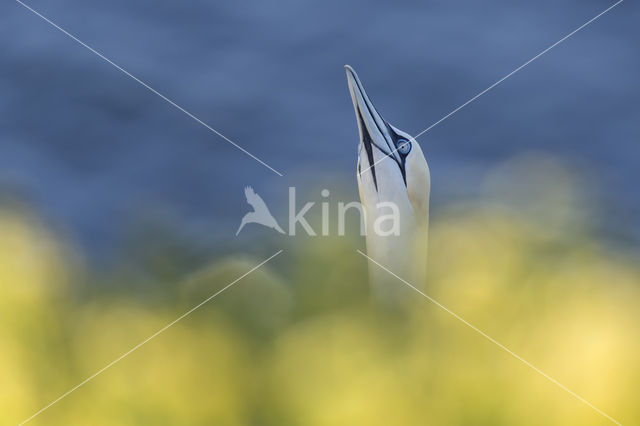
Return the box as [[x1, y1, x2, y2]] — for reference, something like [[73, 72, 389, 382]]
[[346, 65, 430, 302]]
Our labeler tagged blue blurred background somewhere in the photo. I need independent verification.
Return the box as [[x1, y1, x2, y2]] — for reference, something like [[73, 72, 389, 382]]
[[3, 2, 640, 425], [1, 0, 638, 262]]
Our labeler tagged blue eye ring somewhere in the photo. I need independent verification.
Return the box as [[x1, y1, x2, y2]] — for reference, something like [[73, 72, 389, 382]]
[[396, 138, 411, 155]]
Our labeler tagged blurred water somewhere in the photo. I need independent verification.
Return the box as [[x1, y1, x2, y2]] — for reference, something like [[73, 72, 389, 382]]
[[1, 0, 638, 260]]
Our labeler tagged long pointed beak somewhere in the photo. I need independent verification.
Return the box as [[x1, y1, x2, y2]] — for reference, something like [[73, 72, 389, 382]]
[[345, 66, 397, 162]]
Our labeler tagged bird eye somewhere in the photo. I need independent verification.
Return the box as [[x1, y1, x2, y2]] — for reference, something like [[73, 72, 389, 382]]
[[396, 139, 411, 155]]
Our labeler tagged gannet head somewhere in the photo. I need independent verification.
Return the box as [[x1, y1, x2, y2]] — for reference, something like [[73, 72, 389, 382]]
[[345, 65, 430, 223]]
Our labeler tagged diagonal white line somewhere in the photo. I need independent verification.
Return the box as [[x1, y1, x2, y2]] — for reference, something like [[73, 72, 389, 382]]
[[359, 0, 624, 177], [18, 250, 284, 426], [14, 0, 284, 177], [356, 249, 623, 426], [412, 0, 623, 140]]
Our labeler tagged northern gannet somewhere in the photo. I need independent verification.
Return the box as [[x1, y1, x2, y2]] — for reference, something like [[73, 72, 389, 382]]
[[345, 65, 430, 302]]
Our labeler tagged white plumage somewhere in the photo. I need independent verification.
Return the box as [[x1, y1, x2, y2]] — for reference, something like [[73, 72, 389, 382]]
[[346, 65, 430, 301]]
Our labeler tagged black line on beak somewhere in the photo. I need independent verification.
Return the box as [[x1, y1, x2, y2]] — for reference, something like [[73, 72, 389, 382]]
[[357, 108, 378, 192]]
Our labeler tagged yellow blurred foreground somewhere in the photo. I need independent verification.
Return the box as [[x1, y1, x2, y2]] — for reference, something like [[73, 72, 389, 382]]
[[1, 164, 639, 425]]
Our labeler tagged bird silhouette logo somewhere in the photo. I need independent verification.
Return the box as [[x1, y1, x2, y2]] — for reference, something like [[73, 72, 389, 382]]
[[236, 186, 285, 236]]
